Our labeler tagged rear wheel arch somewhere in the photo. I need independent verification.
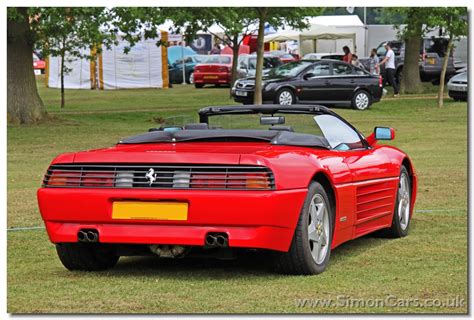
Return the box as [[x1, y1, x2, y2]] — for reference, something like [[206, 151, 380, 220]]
[[310, 171, 336, 223]]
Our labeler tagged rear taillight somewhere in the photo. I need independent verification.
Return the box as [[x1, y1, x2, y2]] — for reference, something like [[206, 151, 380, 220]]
[[47, 170, 81, 186], [81, 172, 114, 187], [378, 76, 383, 87], [45, 170, 114, 187], [191, 173, 271, 189]]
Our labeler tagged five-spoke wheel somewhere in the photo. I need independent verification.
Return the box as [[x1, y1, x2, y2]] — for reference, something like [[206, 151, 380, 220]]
[[308, 194, 330, 264]]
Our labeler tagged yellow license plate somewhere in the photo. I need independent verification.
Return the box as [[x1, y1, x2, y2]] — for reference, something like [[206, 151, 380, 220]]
[[204, 75, 218, 79], [112, 202, 188, 221], [427, 58, 436, 65]]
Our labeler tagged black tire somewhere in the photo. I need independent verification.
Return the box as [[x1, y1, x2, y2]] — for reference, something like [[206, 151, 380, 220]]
[[351, 90, 372, 110], [56, 243, 119, 271], [194, 83, 204, 89], [274, 88, 295, 105], [187, 72, 194, 84], [396, 67, 403, 84], [387, 166, 411, 238], [273, 181, 334, 275]]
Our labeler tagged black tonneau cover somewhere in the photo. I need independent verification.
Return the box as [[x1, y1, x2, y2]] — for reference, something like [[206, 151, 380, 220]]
[[119, 129, 330, 149]]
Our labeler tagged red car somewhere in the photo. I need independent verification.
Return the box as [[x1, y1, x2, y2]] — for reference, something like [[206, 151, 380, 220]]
[[193, 55, 232, 88], [37, 105, 417, 275], [269, 50, 298, 63], [33, 53, 46, 74]]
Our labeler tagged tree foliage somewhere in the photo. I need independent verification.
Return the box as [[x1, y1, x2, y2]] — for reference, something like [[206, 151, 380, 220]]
[[162, 8, 258, 91], [253, 7, 323, 104], [427, 7, 467, 107], [7, 7, 166, 122]]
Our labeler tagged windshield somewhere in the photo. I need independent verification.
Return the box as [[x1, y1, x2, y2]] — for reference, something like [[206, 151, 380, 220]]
[[204, 55, 231, 64], [206, 112, 364, 150], [268, 61, 313, 78], [248, 57, 283, 70], [193, 55, 208, 63]]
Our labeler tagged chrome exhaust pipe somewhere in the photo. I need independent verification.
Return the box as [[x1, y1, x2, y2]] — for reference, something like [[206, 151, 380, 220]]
[[77, 231, 87, 242], [216, 235, 227, 247], [86, 231, 98, 242], [205, 234, 217, 247]]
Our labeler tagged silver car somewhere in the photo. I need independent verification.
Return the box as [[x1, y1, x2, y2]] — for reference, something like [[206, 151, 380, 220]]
[[236, 54, 283, 79], [447, 72, 467, 101]]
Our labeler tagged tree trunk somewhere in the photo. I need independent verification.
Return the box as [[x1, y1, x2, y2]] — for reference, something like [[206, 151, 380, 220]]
[[60, 47, 65, 108], [253, 8, 267, 105], [229, 39, 240, 97], [7, 8, 47, 124], [437, 36, 453, 108], [400, 21, 424, 94]]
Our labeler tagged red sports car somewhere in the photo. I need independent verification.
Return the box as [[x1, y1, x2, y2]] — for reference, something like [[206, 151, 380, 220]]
[[269, 50, 298, 63], [37, 105, 417, 275], [193, 55, 233, 88], [33, 53, 46, 74]]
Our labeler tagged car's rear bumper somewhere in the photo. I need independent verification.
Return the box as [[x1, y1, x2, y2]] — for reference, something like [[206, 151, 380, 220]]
[[448, 90, 467, 100], [37, 188, 307, 252], [194, 73, 230, 85]]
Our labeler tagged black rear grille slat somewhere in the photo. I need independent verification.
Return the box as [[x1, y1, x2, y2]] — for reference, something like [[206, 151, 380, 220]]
[[43, 164, 275, 190]]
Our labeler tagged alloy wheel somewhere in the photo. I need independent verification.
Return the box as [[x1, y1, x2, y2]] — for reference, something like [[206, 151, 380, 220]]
[[278, 91, 293, 105], [398, 173, 410, 230], [308, 194, 330, 264], [355, 92, 369, 110]]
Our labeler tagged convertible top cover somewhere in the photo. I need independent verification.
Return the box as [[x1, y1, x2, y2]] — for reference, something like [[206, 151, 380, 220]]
[[119, 129, 330, 149]]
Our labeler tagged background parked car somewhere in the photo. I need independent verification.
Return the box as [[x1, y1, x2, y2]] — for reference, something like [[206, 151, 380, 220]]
[[236, 54, 283, 79], [169, 55, 208, 84], [447, 71, 467, 101], [268, 50, 297, 63], [193, 55, 233, 88], [360, 37, 456, 84], [302, 53, 344, 61], [232, 60, 383, 110], [33, 53, 45, 75]]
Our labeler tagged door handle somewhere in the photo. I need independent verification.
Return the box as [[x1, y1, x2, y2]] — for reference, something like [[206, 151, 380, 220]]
[[350, 79, 355, 84], [324, 80, 331, 85]]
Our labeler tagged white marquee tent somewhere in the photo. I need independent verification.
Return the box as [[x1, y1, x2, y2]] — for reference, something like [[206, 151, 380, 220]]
[[46, 31, 169, 90], [264, 24, 357, 56]]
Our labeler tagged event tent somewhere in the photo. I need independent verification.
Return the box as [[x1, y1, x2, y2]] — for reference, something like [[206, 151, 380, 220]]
[[264, 24, 356, 57], [46, 31, 169, 90]]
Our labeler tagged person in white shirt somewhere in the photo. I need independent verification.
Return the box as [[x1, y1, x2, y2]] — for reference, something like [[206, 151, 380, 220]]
[[377, 42, 399, 96]]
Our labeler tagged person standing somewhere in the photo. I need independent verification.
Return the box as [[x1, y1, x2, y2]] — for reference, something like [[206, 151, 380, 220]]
[[368, 48, 380, 75], [351, 54, 365, 70], [342, 46, 353, 64], [210, 43, 221, 55], [377, 42, 399, 96]]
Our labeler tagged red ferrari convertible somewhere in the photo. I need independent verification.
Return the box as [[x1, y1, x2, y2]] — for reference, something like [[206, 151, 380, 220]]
[[37, 105, 417, 275]]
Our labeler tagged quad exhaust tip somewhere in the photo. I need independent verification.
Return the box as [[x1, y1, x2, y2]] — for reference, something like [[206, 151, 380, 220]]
[[205, 233, 228, 248], [77, 230, 99, 243]]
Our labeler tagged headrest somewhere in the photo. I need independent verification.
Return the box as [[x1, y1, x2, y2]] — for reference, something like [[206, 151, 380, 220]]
[[268, 125, 294, 132], [184, 123, 209, 130]]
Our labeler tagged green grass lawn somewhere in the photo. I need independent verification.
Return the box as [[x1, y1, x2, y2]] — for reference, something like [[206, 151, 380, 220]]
[[7, 77, 467, 313]]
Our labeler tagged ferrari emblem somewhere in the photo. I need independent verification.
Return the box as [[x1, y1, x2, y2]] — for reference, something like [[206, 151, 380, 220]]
[[145, 168, 158, 186]]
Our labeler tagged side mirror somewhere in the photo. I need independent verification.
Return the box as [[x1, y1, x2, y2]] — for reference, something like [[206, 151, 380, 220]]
[[303, 73, 316, 80], [366, 127, 395, 145]]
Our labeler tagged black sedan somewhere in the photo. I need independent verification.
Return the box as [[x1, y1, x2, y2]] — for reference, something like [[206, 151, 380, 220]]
[[232, 60, 383, 110]]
